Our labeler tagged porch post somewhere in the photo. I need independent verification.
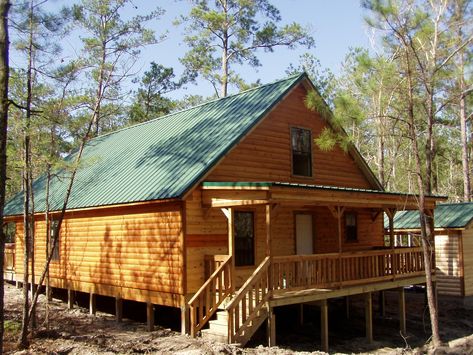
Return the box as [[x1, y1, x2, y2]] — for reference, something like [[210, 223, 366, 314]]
[[266, 204, 274, 292], [67, 288, 74, 309], [386, 208, 396, 248], [364, 292, 373, 343], [89, 292, 96, 315], [385, 208, 397, 279], [181, 305, 189, 335], [227, 207, 235, 293], [267, 306, 276, 347], [265, 204, 272, 257], [336, 206, 344, 287], [146, 302, 155, 332], [320, 299, 329, 352], [398, 287, 406, 335], [115, 296, 123, 322]]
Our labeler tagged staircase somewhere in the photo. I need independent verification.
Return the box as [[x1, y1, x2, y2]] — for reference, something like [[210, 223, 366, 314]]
[[201, 295, 269, 345], [189, 256, 271, 346]]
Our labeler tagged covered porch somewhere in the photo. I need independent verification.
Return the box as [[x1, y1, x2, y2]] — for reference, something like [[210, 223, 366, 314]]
[[188, 182, 444, 348]]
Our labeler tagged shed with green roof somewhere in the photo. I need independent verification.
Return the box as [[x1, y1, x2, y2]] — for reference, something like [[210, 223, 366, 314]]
[[3, 73, 446, 347], [390, 203, 473, 297]]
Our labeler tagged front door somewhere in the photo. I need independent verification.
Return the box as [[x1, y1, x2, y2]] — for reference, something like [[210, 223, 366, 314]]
[[295, 213, 314, 255]]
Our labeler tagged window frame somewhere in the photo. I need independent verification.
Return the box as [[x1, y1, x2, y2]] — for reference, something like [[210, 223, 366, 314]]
[[344, 211, 358, 242], [234, 210, 255, 267], [290, 126, 313, 178], [2, 222, 16, 244]]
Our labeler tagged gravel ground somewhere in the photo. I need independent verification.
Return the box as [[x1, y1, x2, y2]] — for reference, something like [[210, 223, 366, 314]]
[[3, 282, 473, 354]]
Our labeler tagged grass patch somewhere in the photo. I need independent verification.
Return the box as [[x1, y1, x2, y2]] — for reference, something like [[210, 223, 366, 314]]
[[4, 320, 21, 333]]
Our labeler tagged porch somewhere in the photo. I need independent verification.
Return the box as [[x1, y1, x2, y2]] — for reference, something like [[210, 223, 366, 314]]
[[187, 181, 443, 349]]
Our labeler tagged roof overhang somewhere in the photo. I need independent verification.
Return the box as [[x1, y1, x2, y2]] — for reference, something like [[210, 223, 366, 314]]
[[201, 182, 447, 210], [3, 198, 180, 221]]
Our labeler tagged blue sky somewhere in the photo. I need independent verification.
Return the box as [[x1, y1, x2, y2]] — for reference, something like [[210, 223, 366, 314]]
[[138, 0, 372, 98], [22, 0, 372, 99]]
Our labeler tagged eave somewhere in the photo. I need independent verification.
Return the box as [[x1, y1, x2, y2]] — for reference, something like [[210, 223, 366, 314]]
[[201, 182, 446, 210]]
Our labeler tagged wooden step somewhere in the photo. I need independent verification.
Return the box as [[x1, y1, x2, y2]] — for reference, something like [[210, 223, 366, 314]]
[[208, 318, 228, 333], [201, 327, 228, 343]]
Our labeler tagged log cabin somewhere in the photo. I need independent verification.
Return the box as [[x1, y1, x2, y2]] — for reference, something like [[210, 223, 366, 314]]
[[389, 203, 473, 299], [3, 73, 445, 350]]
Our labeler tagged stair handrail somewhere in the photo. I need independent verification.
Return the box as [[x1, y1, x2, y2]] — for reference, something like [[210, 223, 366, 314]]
[[225, 256, 271, 344], [188, 255, 233, 337]]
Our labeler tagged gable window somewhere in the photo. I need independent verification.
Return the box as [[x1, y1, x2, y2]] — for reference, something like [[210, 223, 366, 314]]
[[49, 219, 60, 261], [345, 212, 357, 242], [291, 127, 312, 177], [234, 211, 255, 266]]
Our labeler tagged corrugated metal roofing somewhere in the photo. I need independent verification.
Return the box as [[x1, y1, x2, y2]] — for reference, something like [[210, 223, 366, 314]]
[[386, 202, 473, 230], [202, 181, 445, 198], [4, 73, 305, 216]]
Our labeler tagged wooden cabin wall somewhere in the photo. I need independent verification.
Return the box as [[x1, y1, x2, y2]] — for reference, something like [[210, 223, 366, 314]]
[[462, 226, 473, 297], [12, 202, 185, 307], [272, 207, 384, 255], [206, 85, 373, 190], [435, 232, 462, 297]]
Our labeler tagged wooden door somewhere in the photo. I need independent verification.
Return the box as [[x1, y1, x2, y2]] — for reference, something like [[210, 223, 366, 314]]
[[295, 213, 314, 255]]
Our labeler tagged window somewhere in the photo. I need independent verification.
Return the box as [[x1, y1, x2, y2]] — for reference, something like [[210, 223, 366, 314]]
[[49, 219, 60, 261], [234, 211, 255, 266], [345, 212, 357, 242], [291, 127, 312, 177], [2, 222, 16, 243]]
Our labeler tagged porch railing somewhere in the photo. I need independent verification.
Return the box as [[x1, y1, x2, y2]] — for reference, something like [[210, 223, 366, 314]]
[[204, 254, 229, 280], [188, 247, 428, 339], [226, 256, 271, 344], [271, 247, 426, 291], [4, 243, 15, 271], [189, 255, 233, 337]]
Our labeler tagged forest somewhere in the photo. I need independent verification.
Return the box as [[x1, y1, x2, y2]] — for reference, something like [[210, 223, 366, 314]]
[[0, 0, 472, 353], [3, 0, 473, 204]]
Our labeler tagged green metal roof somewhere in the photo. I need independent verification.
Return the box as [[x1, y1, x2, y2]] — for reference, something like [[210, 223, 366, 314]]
[[386, 202, 473, 230], [5, 74, 305, 216], [203, 181, 437, 197]]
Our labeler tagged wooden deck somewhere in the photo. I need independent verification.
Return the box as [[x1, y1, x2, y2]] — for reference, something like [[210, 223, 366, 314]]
[[190, 246, 429, 345], [270, 275, 427, 307]]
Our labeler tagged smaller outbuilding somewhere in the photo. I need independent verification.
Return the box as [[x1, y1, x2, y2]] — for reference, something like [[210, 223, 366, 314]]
[[390, 203, 473, 298]]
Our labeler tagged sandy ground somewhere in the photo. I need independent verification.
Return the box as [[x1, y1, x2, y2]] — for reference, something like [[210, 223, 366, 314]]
[[3, 282, 473, 354]]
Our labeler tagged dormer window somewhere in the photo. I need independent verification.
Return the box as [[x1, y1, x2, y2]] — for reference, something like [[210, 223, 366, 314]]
[[291, 127, 312, 177]]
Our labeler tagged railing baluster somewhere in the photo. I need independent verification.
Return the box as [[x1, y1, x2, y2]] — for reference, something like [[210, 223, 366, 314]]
[[188, 255, 232, 337]]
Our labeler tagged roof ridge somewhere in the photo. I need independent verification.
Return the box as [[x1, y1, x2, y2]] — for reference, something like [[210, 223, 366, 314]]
[[88, 73, 307, 143]]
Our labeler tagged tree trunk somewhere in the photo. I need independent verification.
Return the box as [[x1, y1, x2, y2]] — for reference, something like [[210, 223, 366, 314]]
[[405, 51, 441, 348], [220, 0, 228, 98], [19, 1, 35, 346], [458, 36, 470, 201], [29, 171, 36, 330], [376, 116, 385, 188], [460, 91, 470, 201], [0, 1, 9, 352]]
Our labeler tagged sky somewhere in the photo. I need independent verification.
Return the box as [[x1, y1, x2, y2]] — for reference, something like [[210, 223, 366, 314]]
[[135, 0, 373, 98], [19, 0, 373, 100]]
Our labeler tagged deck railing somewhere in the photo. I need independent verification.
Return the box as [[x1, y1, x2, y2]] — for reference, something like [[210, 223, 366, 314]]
[[226, 256, 271, 344], [271, 247, 426, 291], [188, 247, 427, 339], [204, 254, 229, 280], [4, 243, 15, 271], [189, 255, 233, 337]]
